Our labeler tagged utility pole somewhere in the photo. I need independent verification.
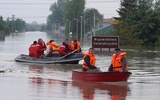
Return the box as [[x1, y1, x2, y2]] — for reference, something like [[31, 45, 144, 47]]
[[80, 16, 83, 45], [76, 19, 78, 40], [93, 12, 95, 36], [12, 15, 15, 33], [83, 14, 85, 46], [67, 19, 71, 42]]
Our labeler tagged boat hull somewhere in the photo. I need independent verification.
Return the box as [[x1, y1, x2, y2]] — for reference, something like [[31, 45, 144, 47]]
[[14, 54, 84, 64], [72, 71, 132, 82]]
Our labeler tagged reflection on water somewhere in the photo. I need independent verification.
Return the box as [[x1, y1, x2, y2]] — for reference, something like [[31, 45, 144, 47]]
[[72, 81, 130, 100], [28, 77, 71, 100]]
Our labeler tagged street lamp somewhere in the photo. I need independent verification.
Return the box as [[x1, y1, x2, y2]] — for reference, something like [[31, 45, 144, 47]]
[[67, 19, 70, 34], [11, 15, 15, 33], [74, 18, 78, 39], [83, 14, 85, 36], [80, 16, 83, 45], [93, 12, 95, 36], [67, 19, 71, 42]]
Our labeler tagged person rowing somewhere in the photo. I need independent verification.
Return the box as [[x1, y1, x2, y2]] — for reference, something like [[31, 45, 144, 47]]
[[82, 48, 101, 72], [108, 48, 128, 72]]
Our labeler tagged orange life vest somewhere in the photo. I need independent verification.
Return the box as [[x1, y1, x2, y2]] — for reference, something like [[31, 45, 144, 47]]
[[82, 53, 96, 70], [46, 42, 60, 54], [111, 52, 128, 71], [70, 41, 81, 53]]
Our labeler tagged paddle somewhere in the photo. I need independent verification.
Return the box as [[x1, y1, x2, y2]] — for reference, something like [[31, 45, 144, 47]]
[[57, 49, 78, 61]]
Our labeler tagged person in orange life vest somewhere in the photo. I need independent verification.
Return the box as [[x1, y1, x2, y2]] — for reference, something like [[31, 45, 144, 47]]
[[29, 41, 38, 57], [70, 40, 81, 53], [108, 48, 128, 72], [45, 40, 60, 57], [82, 48, 101, 72], [36, 38, 46, 58]]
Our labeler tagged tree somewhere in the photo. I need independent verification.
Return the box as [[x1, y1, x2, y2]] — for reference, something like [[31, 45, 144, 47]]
[[14, 18, 26, 32], [64, 0, 85, 40], [84, 8, 103, 35], [46, 0, 66, 31], [114, 0, 160, 46]]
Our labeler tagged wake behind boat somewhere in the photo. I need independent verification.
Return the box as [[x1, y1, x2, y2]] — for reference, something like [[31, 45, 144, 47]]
[[14, 53, 84, 64]]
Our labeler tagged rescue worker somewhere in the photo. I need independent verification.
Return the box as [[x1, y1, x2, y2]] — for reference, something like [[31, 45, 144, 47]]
[[82, 48, 101, 72], [70, 40, 81, 53], [45, 40, 60, 57], [36, 38, 46, 58], [59, 42, 69, 56], [108, 48, 128, 72], [59, 39, 72, 56], [29, 41, 38, 57]]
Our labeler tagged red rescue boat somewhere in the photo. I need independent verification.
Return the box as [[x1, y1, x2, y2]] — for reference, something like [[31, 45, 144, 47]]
[[72, 70, 132, 82]]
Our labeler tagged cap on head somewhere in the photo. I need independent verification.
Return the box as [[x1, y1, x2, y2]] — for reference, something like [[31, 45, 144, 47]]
[[74, 40, 77, 42], [114, 48, 120, 51], [49, 40, 54, 43], [33, 41, 37, 44], [62, 42, 65, 45]]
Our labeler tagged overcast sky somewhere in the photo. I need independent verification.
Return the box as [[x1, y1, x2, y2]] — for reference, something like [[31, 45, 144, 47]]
[[0, 0, 120, 24]]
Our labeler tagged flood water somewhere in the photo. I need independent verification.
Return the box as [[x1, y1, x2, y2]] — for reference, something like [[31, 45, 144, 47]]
[[0, 32, 160, 100]]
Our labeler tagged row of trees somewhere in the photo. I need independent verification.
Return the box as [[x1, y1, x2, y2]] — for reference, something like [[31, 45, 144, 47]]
[[109, 0, 160, 47], [0, 15, 46, 35], [46, 0, 103, 41], [0, 15, 26, 35], [3, 0, 159, 48]]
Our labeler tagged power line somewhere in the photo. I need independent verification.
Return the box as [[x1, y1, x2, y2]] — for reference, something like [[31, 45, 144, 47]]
[[3, 16, 48, 19], [0, 3, 52, 5], [0, 1, 120, 5], [87, 0, 120, 3]]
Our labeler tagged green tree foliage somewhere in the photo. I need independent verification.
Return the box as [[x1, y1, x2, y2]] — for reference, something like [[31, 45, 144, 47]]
[[0, 16, 9, 34], [0, 23, 10, 35], [64, 0, 85, 39], [0, 15, 26, 35], [6, 17, 26, 33], [14, 18, 26, 32], [113, 0, 160, 47], [47, 0, 65, 31], [84, 8, 103, 34], [47, 0, 103, 40]]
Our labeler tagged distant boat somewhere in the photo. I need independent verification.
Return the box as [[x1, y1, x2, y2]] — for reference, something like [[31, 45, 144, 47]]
[[72, 70, 132, 82], [14, 53, 84, 64]]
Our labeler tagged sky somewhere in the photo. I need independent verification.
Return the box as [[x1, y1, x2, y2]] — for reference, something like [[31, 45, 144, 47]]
[[0, 0, 121, 24]]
